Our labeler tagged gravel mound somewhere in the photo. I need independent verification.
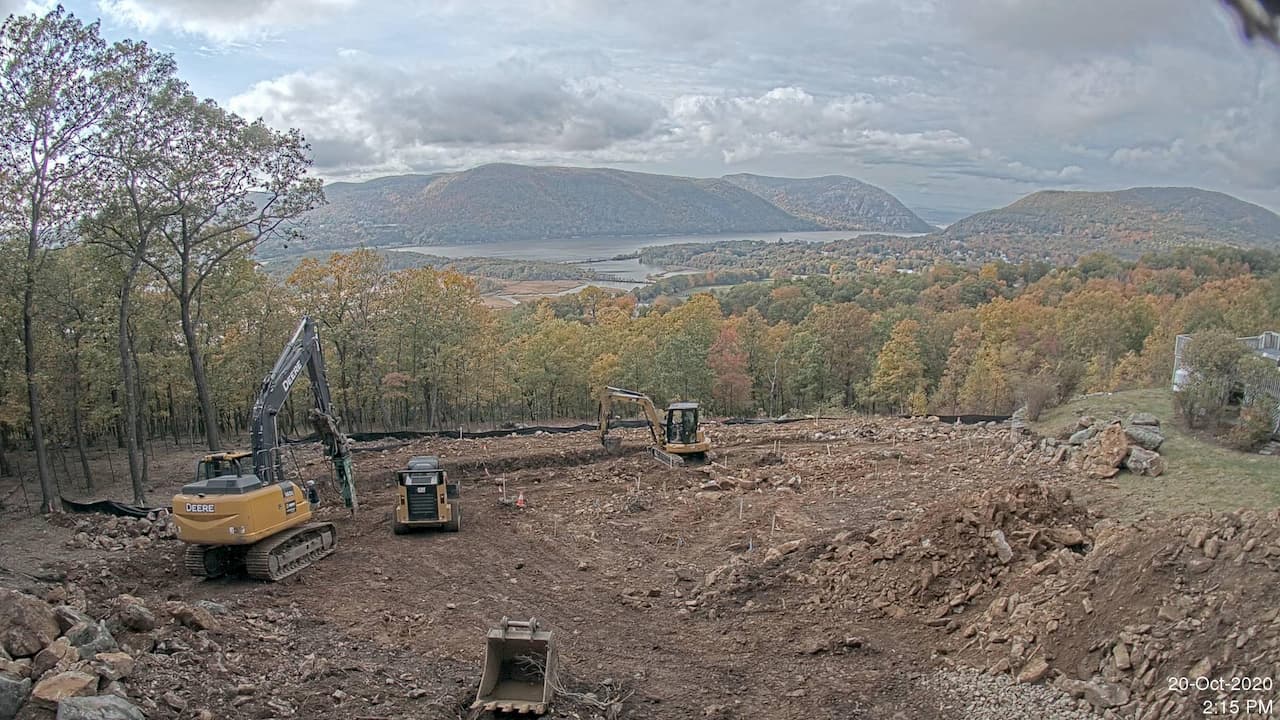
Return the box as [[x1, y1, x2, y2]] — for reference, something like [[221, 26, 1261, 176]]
[[927, 669, 1099, 720]]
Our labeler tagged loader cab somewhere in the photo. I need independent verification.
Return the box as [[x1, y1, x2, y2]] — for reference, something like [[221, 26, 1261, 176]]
[[393, 456, 461, 534], [664, 402, 701, 445]]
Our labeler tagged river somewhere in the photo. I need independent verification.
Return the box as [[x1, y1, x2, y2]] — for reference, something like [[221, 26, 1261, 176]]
[[396, 229, 912, 282]]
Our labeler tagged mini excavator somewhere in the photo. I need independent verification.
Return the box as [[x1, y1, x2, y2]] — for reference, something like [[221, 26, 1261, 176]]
[[598, 386, 711, 466], [172, 316, 358, 581]]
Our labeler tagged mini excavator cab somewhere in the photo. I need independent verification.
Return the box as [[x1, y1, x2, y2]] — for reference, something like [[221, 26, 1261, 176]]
[[665, 403, 701, 445]]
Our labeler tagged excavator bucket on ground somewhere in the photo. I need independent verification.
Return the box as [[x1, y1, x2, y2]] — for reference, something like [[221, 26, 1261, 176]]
[[473, 617, 556, 715]]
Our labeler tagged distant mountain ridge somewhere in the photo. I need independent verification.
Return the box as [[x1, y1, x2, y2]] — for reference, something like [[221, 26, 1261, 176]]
[[723, 173, 935, 233], [275, 164, 929, 254], [943, 187, 1280, 255]]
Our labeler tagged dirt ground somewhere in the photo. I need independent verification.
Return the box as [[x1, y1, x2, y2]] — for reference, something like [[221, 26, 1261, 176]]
[[2, 414, 1277, 720]]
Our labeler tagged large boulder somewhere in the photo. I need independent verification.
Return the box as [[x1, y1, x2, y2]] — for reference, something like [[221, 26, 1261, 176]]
[[1094, 423, 1131, 467], [0, 672, 30, 720], [167, 604, 217, 633], [193, 601, 227, 616], [1082, 680, 1130, 709], [113, 604, 154, 635], [29, 639, 76, 682], [55, 695, 145, 720], [64, 624, 115, 661], [29, 672, 96, 709], [0, 590, 60, 659], [1125, 447, 1167, 477], [89, 654, 133, 683], [1124, 424, 1164, 451], [1067, 428, 1095, 446], [51, 609, 92, 637], [1128, 412, 1160, 427]]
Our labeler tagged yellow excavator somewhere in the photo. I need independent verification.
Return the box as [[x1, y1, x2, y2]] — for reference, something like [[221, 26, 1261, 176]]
[[598, 386, 711, 466], [171, 317, 358, 581]]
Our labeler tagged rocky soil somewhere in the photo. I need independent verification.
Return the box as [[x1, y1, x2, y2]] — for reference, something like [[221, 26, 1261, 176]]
[[0, 413, 1272, 719]]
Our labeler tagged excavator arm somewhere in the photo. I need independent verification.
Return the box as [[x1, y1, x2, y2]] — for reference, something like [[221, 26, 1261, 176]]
[[598, 386, 664, 449], [250, 316, 358, 512]]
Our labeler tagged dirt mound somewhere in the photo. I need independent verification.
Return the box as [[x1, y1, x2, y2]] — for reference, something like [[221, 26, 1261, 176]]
[[700, 475, 1280, 719], [960, 508, 1280, 718], [700, 481, 1095, 619]]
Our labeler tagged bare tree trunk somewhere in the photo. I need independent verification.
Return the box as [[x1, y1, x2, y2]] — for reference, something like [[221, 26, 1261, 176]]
[[70, 355, 93, 491], [119, 257, 148, 506], [167, 384, 180, 446], [179, 294, 220, 450], [0, 427, 11, 477], [23, 280, 55, 513]]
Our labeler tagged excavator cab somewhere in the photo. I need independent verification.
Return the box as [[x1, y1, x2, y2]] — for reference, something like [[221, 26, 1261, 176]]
[[665, 403, 701, 445], [392, 456, 461, 534], [196, 451, 252, 481]]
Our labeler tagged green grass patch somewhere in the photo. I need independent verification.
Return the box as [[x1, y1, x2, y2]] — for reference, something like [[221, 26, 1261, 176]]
[[1031, 388, 1280, 516]]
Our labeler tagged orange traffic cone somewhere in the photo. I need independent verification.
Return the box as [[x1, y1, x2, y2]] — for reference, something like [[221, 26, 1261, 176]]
[[515, 491, 527, 509]]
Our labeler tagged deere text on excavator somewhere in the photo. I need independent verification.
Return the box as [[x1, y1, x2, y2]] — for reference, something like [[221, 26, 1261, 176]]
[[598, 386, 711, 466], [171, 316, 358, 581]]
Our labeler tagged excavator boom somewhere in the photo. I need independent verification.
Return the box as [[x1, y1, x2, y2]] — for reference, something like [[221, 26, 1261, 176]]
[[251, 317, 358, 512]]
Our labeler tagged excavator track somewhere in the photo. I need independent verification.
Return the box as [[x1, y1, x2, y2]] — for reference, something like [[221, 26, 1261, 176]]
[[244, 522, 337, 582], [184, 544, 223, 578], [648, 446, 709, 468]]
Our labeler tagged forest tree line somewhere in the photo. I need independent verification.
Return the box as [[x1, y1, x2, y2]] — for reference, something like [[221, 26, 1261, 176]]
[[8, 236, 1280, 506]]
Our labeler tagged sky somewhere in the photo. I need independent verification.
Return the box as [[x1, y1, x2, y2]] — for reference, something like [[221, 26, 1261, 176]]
[[4, 0, 1279, 223]]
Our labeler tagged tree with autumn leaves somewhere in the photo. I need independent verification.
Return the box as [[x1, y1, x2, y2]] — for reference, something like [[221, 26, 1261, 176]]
[[0, 7, 321, 505]]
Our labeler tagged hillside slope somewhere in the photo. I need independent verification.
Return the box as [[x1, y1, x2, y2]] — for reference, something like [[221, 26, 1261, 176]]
[[282, 164, 823, 253], [723, 173, 934, 233], [943, 187, 1280, 256]]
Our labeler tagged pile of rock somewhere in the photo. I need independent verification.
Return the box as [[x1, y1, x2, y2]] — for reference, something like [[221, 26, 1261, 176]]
[[0, 586, 219, 720], [1067, 413, 1167, 479], [697, 482, 1097, 625], [64, 511, 177, 552], [957, 508, 1280, 719]]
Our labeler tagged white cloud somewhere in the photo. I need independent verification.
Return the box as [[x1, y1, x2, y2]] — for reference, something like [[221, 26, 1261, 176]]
[[230, 58, 668, 175], [1, 0, 56, 16], [1109, 140, 1187, 172], [98, 0, 356, 41]]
